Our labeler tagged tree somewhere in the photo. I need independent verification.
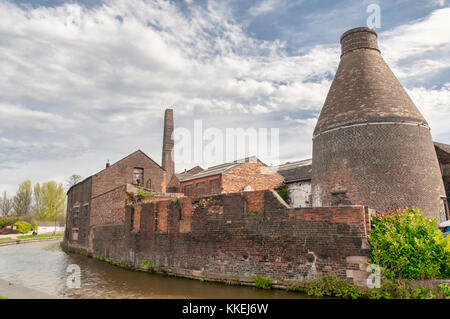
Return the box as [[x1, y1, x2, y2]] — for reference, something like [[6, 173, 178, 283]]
[[13, 181, 33, 217], [66, 174, 83, 190], [33, 183, 44, 217], [0, 191, 13, 216], [39, 181, 66, 221]]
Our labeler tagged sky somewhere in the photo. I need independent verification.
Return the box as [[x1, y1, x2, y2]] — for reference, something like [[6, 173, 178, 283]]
[[1, 0, 450, 195]]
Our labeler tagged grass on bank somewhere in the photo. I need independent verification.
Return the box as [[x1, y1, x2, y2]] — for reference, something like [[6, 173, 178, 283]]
[[0, 238, 13, 241], [0, 295, 7, 299], [17, 234, 63, 239]]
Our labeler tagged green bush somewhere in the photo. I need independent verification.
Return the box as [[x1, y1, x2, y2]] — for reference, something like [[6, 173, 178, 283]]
[[275, 183, 290, 204], [439, 283, 450, 298], [304, 275, 361, 299], [253, 274, 272, 289], [0, 217, 22, 227], [369, 208, 450, 280], [13, 221, 32, 234]]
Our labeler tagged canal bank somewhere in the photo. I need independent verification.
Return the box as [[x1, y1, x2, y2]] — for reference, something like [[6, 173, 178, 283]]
[[0, 279, 58, 299], [0, 236, 63, 247], [0, 241, 310, 299]]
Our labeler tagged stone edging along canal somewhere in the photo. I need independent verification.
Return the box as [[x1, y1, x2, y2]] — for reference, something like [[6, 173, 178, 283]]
[[0, 236, 63, 247]]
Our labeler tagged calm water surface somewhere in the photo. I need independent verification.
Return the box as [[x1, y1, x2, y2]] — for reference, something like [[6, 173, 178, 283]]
[[0, 241, 310, 299]]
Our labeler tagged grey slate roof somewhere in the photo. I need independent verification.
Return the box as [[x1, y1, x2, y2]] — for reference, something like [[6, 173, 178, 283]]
[[435, 141, 450, 154], [272, 159, 312, 183]]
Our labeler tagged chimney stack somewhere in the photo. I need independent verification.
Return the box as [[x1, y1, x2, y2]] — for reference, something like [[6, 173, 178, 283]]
[[106, 160, 110, 168], [162, 108, 175, 183]]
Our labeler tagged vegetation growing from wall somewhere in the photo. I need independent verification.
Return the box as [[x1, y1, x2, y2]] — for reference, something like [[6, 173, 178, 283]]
[[253, 274, 272, 289], [369, 208, 450, 280], [275, 183, 290, 204]]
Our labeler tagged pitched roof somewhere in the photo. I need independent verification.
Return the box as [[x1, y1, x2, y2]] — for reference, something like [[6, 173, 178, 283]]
[[179, 156, 260, 182], [67, 149, 163, 194], [175, 166, 204, 180], [272, 159, 312, 183], [434, 142, 450, 154]]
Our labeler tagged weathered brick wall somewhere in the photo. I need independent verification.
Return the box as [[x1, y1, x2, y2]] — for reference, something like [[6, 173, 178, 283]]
[[90, 185, 128, 226], [92, 151, 166, 197], [75, 190, 371, 286], [312, 124, 446, 221], [180, 175, 221, 196], [64, 177, 91, 248], [222, 162, 284, 192]]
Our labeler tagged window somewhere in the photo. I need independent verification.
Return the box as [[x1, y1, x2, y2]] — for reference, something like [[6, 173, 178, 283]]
[[146, 178, 152, 190], [210, 179, 220, 194], [133, 168, 144, 185], [196, 182, 205, 196], [73, 208, 80, 227], [72, 230, 78, 241], [184, 185, 192, 196]]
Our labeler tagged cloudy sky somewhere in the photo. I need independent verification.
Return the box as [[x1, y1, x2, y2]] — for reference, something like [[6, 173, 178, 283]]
[[1, 0, 450, 195]]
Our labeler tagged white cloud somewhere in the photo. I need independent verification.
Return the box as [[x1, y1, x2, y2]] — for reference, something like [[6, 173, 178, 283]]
[[380, 7, 450, 80], [0, 0, 449, 194], [407, 84, 450, 141]]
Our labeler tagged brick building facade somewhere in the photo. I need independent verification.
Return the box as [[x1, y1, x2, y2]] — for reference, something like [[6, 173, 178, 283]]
[[177, 157, 284, 197], [65, 150, 167, 243]]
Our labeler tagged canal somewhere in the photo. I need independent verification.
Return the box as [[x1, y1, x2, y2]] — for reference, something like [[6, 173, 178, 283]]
[[0, 241, 309, 299]]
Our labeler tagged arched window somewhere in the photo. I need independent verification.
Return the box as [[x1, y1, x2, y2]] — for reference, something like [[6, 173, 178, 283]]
[[146, 179, 152, 190]]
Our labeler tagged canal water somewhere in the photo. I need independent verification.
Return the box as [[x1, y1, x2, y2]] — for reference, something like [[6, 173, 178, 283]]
[[0, 241, 309, 299]]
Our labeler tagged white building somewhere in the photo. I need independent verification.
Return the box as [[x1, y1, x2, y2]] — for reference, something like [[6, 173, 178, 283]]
[[273, 159, 312, 208]]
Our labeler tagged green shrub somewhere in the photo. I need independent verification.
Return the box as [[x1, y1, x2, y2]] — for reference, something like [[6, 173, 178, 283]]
[[0, 217, 22, 227], [439, 283, 450, 298], [304, 275, 361, 299], [13, 221, 32, 234], [275, 183, 290, 204], [369, 208, 450, 279], [97, 255, 105, 261], [253, 274, 272, 289]]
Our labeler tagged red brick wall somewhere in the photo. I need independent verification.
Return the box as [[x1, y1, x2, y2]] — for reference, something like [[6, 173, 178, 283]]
[[222, 162, 284, 192], [92, 151, 166, 197], [90, 185, 127, 226], [70, 190, 371, 286], [180, 175, 221, 197]]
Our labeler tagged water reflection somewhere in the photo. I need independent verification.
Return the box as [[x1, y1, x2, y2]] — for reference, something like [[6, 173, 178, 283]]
[[0, 241, 310, 299]]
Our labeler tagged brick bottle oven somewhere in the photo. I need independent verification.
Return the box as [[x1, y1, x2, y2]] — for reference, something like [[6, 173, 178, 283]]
[[311, 27, 447, 220]]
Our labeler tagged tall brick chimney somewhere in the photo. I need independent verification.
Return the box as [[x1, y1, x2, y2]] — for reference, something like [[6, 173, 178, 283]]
[[311, 27, 447, 220], [162, 108, 175, 184]]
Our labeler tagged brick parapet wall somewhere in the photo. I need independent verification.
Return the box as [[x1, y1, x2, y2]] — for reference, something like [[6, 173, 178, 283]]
[[69, 189, 371, 287]]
